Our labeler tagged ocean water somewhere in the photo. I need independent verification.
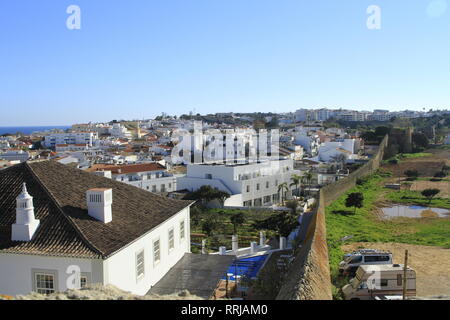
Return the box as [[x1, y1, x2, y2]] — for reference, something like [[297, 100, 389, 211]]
[[0, 126, 70, 135]]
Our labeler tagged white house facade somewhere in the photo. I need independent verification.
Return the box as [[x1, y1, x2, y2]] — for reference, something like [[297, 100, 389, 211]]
[[177, 159, 302, 207], [0, 161, 192, 297]]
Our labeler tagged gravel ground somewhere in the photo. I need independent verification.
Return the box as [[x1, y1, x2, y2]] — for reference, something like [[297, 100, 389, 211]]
[[342, 242, 450, 297]]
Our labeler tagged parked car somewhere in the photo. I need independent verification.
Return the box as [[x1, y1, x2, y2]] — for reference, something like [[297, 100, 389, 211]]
[[339, 250, 392, 276], [342, 264, 416, 300], [343, 249, 381, 260]]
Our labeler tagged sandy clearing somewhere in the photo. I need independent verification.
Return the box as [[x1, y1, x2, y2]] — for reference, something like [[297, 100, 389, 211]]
[[342, 242, 450, 297]]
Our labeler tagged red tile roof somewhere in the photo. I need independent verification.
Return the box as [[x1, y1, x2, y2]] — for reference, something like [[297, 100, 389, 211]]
[[86, 163, 166, 174]]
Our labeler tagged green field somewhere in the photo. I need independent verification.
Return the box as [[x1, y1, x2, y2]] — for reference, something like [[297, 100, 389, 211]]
[[326, 173, 450, 282]]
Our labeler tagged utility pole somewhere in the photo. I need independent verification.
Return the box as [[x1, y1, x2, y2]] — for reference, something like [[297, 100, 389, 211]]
[[403, 250, 408, 300]]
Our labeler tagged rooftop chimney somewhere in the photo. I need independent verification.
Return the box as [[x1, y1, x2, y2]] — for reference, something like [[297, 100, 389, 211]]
[[12, 183, 40, 241], [86, 188, 113, 223]]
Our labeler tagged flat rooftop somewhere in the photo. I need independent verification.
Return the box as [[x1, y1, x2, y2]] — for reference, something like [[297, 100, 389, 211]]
[[148, 253, 236, 299]]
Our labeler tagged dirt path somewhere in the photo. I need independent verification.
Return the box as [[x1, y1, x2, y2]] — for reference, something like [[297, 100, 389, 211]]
[[342, 242, 450, 297]]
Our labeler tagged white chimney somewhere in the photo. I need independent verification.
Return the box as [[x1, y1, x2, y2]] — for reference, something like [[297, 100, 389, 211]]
[[86, 188, 113, 223], [12, 183, 40, 241]]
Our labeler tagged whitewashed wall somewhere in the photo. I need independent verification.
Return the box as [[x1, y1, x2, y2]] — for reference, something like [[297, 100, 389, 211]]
[[103, 207, 191, 295]]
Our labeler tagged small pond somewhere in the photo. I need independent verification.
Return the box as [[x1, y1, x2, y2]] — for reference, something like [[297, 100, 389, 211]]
[[380, 205, 450, 219]]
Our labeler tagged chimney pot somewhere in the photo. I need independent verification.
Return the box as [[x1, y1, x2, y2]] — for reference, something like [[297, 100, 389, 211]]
[[86, 188, 113, 223]]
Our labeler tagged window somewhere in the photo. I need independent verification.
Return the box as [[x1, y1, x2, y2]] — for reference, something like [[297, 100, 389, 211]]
[[80, 275, 88, 288], [205, 174, 213, 179], [34, 272, 56, 295], [264, 196, 271, 203], [152, 185, 157, 193], [380, 279, 389, 287], [161, 184, 166, 192], [246, 185, 250, 193], [256, 184, 260, 191], [136, 250, 145, 280], [180, 221, 185, 242], [168, 228, 175, 252], [153, 238, 161, 265], [397, 274, 403, 286], [266, 181, 269, 189]]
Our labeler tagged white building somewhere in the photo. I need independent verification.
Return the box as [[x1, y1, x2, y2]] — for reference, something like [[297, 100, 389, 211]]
[[0, 161, 192, 297], [43, 132, 98, 149], [110, 123, 132, 139], [177, 159, 302, 207], [294, 131, 321, 157], [0, 149, 30, 163], [316, 139, 357, 163], [86, 163, 177, 194]]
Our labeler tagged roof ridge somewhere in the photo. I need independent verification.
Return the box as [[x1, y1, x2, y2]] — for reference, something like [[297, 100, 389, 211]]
[[24, 161, 104, 258]]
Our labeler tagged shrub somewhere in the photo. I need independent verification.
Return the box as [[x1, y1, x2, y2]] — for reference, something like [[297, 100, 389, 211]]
[[404, 169, 419, 178], [389, 159, 398, 164], [434, 171, 447, 178]]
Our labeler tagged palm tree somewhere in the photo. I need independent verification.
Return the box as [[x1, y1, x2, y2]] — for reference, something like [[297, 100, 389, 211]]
[[302, 171, 313, 197], [290, 174, 302, 197], [277, 182, 289, 205]]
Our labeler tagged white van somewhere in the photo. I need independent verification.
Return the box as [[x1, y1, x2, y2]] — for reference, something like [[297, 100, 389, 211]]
[[342, 264, 416, 300], [339, 251, 392, 276]]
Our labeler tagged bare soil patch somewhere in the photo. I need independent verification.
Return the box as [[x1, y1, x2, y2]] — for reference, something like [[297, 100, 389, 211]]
[[410, 180, 450, 198], [342, 242, 450, 297], [383, 148, 450, 178]]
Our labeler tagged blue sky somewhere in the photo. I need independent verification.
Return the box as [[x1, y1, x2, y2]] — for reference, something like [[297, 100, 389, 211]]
[[0, 0, 449, 126]]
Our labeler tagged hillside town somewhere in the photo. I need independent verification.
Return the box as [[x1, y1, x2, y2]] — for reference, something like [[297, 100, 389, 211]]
[[1, 111, 449, 301], [2, 1, 450, 310]]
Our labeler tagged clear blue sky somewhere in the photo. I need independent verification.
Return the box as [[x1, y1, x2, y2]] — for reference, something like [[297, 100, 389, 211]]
[[1, 0, 449, 126]]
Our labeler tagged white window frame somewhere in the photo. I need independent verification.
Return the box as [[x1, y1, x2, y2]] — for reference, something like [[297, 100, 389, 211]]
[[168, 227, 175, 253], [180, 220, 185, 243], [136, 249, 145, 281], [32, 269, 58, 295], [153, 238, 161, 267]]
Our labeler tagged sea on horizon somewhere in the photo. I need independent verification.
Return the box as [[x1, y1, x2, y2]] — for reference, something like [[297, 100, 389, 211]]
[[0, 126, 70, 135]]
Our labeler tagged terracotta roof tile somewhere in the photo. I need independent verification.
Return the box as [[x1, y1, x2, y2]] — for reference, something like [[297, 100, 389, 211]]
[[0, 161, 192, 258]]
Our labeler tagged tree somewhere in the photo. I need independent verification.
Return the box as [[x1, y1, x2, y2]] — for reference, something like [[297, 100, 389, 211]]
[[289, 174, 302, 197], [375, 126, 390, 137], [277, 183, 289, 204], [302, 171, 314, 196], [421, 189, 440, 204], [201, 215, 220, 238], [185, 185, 230, 206], [412, 132, 429, 150], [345, 192, 364, 215], [230, 212, 246, 235], [285, 200, 299, 215], [253, 211, 299, 238], [190, 206, 203, 228]]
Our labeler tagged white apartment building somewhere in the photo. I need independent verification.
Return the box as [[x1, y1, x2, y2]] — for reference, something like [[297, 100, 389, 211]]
[[0, 161, 191, 296], [294, 131, 321, 157], [86, 163, 177, 194], [0, 149, 30, 163], [109, 123, 132, 139], [177, 159, 302, 207], [43, 132, 98, 148]]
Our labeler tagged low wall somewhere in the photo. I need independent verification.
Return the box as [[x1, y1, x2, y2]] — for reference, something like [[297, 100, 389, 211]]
[[276, 136, 388, 300]]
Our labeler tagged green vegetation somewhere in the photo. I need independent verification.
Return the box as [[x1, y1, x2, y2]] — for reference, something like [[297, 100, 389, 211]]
[[326, 173, 450, 286], [386, 189, 450, 209], [345, 192, 364, 215], [421, 189, 441, 204], [383, 152, 432, 164], [190, 208, 278, 253]]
